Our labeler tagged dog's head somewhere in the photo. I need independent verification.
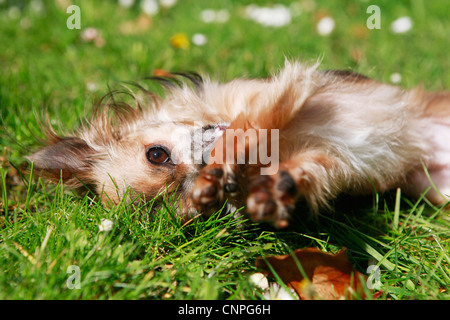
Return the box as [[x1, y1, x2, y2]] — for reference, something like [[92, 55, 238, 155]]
[[27, 67, 286, 217], [27, 75, 228, 218]]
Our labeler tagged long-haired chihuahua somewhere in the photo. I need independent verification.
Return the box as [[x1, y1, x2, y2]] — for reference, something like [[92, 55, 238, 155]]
[[28, 60, 450, 227]]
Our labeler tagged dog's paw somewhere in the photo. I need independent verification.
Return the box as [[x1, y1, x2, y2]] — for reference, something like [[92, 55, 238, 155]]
[[246, 169, 302, 228], [192, 164, 238, 213]]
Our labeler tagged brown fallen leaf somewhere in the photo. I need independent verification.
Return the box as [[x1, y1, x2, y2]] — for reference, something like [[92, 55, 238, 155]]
[[153, 69, 174, 78], [256, 247, 367, 300]]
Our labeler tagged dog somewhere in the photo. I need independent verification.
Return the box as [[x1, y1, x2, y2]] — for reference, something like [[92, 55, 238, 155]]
[[27, 60, 450, 228]]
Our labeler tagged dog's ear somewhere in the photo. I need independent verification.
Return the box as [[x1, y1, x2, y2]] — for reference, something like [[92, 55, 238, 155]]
[[27, 137, 95, 187]]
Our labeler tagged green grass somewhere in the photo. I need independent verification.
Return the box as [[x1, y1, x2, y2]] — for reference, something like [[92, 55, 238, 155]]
[[0, 0, 449, 300]]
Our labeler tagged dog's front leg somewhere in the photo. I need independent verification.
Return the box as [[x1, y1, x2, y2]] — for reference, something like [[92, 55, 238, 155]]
[[192, 112, 258, 214], [246, 150, 350, 227]]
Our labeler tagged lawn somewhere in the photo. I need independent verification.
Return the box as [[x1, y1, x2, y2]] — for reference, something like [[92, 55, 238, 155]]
[[0, 0, 449, 300]]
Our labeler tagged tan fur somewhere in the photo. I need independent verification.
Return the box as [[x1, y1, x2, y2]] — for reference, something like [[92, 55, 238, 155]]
[[28, 60, 450, 226]]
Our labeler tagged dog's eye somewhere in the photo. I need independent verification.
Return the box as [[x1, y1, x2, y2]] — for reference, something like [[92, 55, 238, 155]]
[[146, 146, 171, 165]]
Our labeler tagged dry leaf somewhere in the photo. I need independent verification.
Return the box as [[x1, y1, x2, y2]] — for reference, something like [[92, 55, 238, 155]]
[[153, 69, 174, 77], [256, 247, 367, 300]]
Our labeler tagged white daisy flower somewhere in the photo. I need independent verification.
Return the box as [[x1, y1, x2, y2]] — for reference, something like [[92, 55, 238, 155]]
[[201, 9, 229, 23], [86, 82, 98, 92], [8, 7, 21, 20], [160, 0, 177, 8], [30, 0, 44, 14], [390, 73, 402, 84], [141, 0, 159, 15], [262, 283, 298, 300], [317, 16, 335, 36], [246, 4, 292, 28], [201, 9, 216, 23], [391, 16, 412, 33], [249, 273, 269, 290], [215, 9, 230, 23], [99, 219, 114, 232], [192, 33, 208, 46], [118, 0, 134, 8]]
